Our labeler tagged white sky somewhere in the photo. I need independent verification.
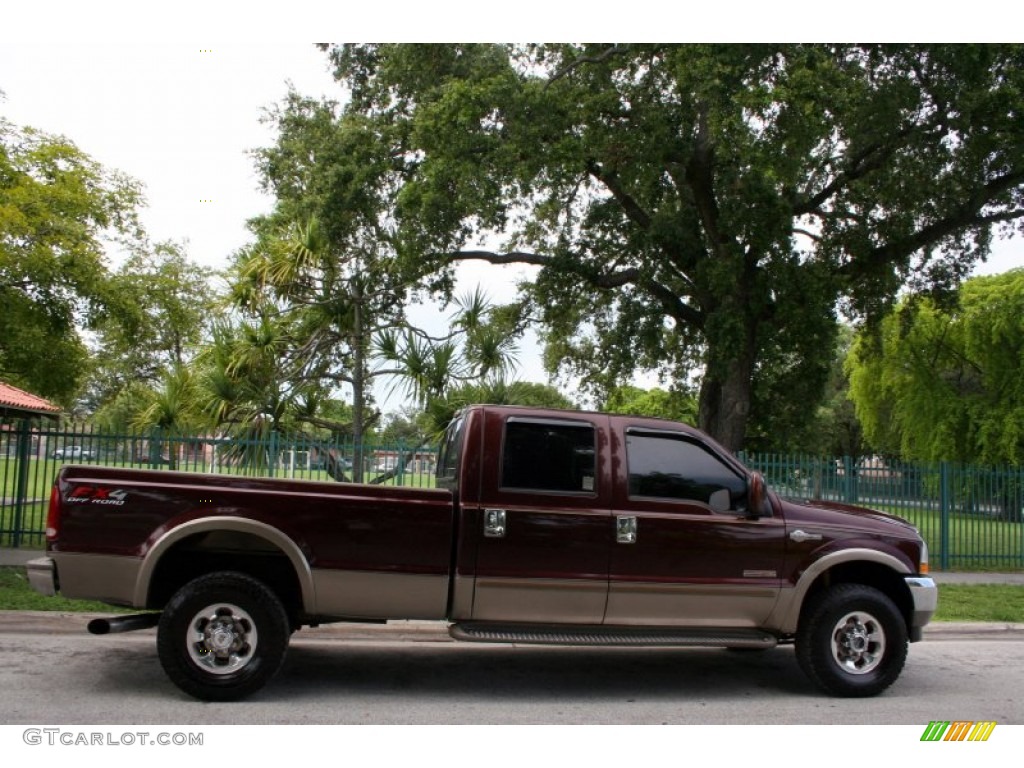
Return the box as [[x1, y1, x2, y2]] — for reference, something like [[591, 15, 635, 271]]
[[3, 29, 1022, 411]]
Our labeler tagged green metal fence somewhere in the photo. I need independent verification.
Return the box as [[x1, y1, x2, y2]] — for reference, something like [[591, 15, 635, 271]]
[[740, 452, 1024, 571], [1, 421, 438, 549], [3, 421, 1022, 570]]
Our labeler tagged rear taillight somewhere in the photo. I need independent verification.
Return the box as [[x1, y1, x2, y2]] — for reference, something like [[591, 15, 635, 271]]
[[46, 483, 61, 542]]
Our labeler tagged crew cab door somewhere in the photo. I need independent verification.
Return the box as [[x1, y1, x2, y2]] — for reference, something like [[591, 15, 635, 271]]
[[605, 427, 786, 627], [467, 412, 612, 624]]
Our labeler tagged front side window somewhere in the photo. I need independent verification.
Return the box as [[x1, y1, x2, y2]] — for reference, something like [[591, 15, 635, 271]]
[[501, 419, 596, 494], [626, 431, 746, 511]]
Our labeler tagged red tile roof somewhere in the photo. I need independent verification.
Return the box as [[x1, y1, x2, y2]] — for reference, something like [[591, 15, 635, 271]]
[[0, 381, 62, 414]]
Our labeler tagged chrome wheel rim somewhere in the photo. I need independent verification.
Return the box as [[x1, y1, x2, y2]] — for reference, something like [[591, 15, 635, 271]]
[[830, 610, 885, 675], [187, 603, 258, 675]]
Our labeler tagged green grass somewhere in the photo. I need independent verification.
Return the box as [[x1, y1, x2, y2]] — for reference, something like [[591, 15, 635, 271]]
[[932, 584, 1024, 622], [0, 566, 130, 612], [0, 565, 1019, 622]]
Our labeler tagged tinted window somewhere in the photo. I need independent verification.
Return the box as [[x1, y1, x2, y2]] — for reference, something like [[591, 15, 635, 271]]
[[626, 432, 746, 510], [501, 420, 596, 494], [436, 413, 465, 490]]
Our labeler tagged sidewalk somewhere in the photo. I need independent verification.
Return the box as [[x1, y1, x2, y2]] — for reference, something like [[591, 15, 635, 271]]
[[3, 547, 1023, 583]]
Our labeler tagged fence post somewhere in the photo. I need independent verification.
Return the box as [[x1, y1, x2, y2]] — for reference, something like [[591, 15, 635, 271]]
[[939, 461, 951, 571], [843, 456, 856, 503], [268, 431, 278, 479], [11, 417, 33, 549]]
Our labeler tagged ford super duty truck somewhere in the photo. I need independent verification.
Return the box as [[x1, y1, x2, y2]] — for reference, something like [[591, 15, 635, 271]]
[[27, 405, 937, 701]]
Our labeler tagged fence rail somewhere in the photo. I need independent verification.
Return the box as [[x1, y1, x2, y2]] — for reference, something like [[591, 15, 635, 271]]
[[3, 421, 1022, 570]]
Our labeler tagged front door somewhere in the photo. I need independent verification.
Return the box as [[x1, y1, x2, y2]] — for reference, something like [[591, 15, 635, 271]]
[[605, 428, 786, 627]]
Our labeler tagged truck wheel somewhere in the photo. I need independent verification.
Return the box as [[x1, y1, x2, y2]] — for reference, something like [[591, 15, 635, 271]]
[[157, 571, 290, 701], [795, 583, 907, 698]]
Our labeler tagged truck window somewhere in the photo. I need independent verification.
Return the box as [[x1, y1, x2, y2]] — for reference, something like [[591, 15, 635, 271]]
[[436, 413, 466, 490], [501, 419, 596, 494], [626, 431, 746, 511]]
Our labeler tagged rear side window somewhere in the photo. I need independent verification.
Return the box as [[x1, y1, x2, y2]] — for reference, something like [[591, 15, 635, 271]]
[[626, 431, 746, 510], [501, 419, 596, 494], [436, 413, 465, 490]]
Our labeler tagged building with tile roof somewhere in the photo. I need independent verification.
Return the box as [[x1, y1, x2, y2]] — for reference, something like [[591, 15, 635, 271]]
[[0, 380, 62, 419]]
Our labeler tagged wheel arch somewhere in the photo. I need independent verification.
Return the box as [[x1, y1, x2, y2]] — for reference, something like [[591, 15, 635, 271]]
[[134, 517, 316, 614], [773, 549, 914, 635]]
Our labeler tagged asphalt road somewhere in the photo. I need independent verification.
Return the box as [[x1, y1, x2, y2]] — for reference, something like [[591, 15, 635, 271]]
[[0, 612, 1021, 725]]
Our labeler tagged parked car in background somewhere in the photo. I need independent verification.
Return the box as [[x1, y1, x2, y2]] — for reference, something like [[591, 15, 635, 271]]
[[51, 446, 95, 460]]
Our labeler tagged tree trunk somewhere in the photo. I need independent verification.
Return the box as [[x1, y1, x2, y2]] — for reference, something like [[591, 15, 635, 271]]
[[697, 333, 757, 452], [351, 290, 366, 484]]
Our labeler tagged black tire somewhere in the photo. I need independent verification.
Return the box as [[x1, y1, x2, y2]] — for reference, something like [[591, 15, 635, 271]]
[[157, 571, 290, 701], [795, 583, 908, 697]]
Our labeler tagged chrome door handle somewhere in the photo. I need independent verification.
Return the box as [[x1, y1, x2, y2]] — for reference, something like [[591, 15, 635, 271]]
[[484, 509, 506, 538], [789, 529, 822, 543], [617, 515, 637, 544]]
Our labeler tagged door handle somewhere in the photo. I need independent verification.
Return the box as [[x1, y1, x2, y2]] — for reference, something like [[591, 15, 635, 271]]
[[616, 515, 637, 544], [789, 529, 822, 543], [484, 509, 506, 538]]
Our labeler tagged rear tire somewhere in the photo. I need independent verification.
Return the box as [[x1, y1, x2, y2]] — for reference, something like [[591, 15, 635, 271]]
[[795, 583, 907, 697], [157, 571, 290, 701]]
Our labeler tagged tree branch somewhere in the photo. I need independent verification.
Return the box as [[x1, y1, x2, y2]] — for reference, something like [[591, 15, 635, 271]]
[[447, 250, 705, 329], [546, 45, 630, 88]]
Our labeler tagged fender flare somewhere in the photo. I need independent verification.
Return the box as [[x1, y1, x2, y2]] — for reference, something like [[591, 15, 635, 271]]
[[133, 516, 316, 613], [770, 548, 912, 634]]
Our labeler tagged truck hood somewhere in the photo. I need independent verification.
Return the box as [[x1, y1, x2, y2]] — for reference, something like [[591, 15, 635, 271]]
[[777, 494, 919, 537]]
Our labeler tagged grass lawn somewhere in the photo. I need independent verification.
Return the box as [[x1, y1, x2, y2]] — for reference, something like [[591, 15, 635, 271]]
[[0, 565, 1020, 622], [0, 566, 130, 612]]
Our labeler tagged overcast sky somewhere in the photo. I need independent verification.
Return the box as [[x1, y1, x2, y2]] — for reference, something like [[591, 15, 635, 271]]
[[3, 36, 1021, 410]]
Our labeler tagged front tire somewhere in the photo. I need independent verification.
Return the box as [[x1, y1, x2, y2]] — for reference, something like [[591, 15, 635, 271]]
[[157, 571, 290, 701], [795, 583, 907, 697]]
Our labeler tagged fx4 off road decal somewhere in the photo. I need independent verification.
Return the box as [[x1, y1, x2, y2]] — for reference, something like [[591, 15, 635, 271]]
[[66, 486, 128, 506]]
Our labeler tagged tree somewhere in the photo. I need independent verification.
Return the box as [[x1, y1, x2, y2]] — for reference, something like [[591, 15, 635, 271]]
[[0, 119, 144, 404], [245, 89, 525, 478], [321, 44, 1024, 450], [84, 241, 215, 415], [847, 269, 1024, 465], [601, 385, 697, 424]]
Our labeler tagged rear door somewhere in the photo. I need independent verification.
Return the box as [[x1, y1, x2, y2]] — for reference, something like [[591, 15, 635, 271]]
[[468, 411, 612, 624]]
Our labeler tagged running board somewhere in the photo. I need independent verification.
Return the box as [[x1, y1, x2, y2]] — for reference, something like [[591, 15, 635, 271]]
[[449, 623, 777, 648]]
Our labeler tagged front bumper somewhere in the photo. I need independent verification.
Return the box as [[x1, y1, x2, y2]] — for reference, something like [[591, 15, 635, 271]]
[[26, 557, 57, 597], [905, 575, 938, 642]]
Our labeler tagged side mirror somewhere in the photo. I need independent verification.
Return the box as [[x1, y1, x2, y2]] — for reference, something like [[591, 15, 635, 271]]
[[748, 472, 768, 517]]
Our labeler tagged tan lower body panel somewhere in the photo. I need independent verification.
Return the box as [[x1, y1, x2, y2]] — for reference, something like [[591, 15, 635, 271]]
[[472, 578, 608, 624], [312, 569, 449, 620], [53, 552, 142, 607], [605, 581, 780, 628]]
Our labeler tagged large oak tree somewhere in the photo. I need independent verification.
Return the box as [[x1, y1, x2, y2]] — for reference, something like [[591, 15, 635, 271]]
[[321, 44, 1024, 450]]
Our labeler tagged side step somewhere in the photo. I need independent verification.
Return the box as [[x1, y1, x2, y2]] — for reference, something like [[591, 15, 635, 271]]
[[449, 623, 777, 649]]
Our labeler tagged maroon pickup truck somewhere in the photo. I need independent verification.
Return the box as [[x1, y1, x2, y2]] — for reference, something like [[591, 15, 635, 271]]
[[28, 405, 936, 701]]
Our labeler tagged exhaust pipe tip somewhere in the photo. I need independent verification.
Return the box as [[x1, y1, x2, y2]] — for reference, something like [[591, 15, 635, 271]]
[[88, 613, 160, 635]]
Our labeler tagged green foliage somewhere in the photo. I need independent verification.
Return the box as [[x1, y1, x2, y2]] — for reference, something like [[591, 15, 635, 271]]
[[321, 44, 1024, 450], [847, 270, 1024, 464], [602, 385, 697, 424], [0, 119, 144, 404], [422, 379, 576, 436], [84, 241, 214, 418]]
